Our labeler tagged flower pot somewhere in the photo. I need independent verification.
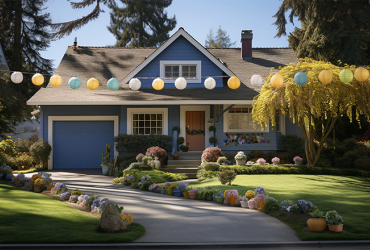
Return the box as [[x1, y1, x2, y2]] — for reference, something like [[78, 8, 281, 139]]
[[189, 193, 196, 199], [216, 196, 224, 203], [34, 186, 40, 193], [212, 195, 217, 202], [307, 218, 327, 232], [101, 164, 109, 175], [328, 224, 343, 232], [259, 201, 266, 209], [161, 189, 167, 195], [295, 161, 302, 166], [167, 189, 174, 196], [248, 201, 256, 209], [173, 190, 182, 197], [240, 201, 249, 208], [206, 195, 213, 201], [183, 191, 189, 198], [173, 154, 179, 160], [273, 162, 279, 166], [236, 159, 246, 166], [229, 196, 237, 206]]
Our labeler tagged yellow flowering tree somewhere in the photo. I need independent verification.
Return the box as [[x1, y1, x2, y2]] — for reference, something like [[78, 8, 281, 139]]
[[252, 58, 370, 167]]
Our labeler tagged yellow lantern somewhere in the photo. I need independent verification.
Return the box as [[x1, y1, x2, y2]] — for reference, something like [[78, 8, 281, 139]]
[[152, 78, 164, 90], [49, 74, 62, 87], [354, 67, 369, 82], [32, 73, 44, 86], [271, 74, 283, 88], [318, 70, 332, 84], [227, 76, 240, 89], [87, 78, 99, 90]]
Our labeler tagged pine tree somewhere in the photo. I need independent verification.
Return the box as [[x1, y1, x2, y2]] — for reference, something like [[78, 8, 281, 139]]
[[273, 0, 370, 65], [107, 0, 176, 47], [205, 26, 236, 48], [0, 0, 52, 137]]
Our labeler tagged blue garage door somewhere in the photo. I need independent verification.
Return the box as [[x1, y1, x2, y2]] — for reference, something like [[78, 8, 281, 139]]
[[53, 121, 114, 169]]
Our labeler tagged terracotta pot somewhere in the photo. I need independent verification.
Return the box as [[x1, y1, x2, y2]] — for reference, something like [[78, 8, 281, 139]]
[[183, 191, 189, 198], [259, 201, 266, 209], [328, 224, 343, 232], [229, 196, 236, 206], [307, 218, 327, 232], [189, 193, 196, 199], [167, 189, 174, 196]]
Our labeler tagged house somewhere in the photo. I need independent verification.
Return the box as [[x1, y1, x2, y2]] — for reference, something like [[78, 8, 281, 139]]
[[27, 28, 301, 170]]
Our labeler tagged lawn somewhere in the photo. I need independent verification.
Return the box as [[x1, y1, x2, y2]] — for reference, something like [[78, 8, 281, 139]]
[[185, 174, 370, 241], [0, 183, 145, 243]]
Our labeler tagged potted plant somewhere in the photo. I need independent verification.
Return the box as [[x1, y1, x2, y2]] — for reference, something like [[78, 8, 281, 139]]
[[179, 145, 189, 152], [177, 136, 184, 151], [240, 197, 249, 208], [209, 126, 216, 132], [189, 188, 197, 199], [325, 210, 344, 232], [256, 193, 266, 209], [271, 157, 280, 166], [248, 198, 256, 209], [256, 158, 266, 165], [209, 137, 217, 146], [101, 142, 111, 175], [201, 190, 214, 201], [227, 190, 239, 206], [167, 184, 178, 196], [307, 209, 327, 232], [172, 126, 180, 134], [183, 187, 191, 199], [234, 151, 247, 166], [293, 156, 303, 165]]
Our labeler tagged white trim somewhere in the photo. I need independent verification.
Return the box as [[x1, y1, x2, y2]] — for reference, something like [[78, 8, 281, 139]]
[[180, 105, 210, 149], [27, 100, 254, 105], [47, 116, 119, 170], [126, 108, 168, 135], [223, 105, 269, 133], [121, 28, 235, 85], [160, 60, 201, 83]]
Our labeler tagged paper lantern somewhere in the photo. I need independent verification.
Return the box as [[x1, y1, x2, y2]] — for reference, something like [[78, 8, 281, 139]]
[[251, 74, 263, 87], [271, 74, 283, 88], [49, 74, 62, 87], [68, 77, 81, 89], [107, 78, 120, 91], [339, 69, 353, 83], [175, 77, 187, 90], [129, 78, 141, 91], [32, 73, 44, 86], [204, 77, 216, 90], [294, 71, 308, 86], [152, 78, 164, 90], [87, 78, 99, 90], [11, 72, 23, 84], [354, 67, 369, 82], [319, 70, 332, 84], [227, 76, 240, 89]]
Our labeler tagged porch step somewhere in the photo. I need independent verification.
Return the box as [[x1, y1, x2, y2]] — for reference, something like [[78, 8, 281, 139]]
[[167, 160, 201, 166], [174, 151, 203, 160], [164, 167, 199, 173]]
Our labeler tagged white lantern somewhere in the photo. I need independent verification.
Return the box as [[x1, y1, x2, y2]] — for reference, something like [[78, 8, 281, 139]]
[[129, 78, 141, 91], [251, 74, 263, 87], [11, 71, 23, 84], [175, 77, 187, 90], [204, 77, 216, 90]]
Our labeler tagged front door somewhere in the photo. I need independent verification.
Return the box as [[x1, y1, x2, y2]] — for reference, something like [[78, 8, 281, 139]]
[[186, 111, 205, 151]]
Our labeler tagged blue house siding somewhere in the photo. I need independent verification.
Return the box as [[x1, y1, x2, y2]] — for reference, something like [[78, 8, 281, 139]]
[[285, 116, 303, 137], [135, 36, 224, 88]]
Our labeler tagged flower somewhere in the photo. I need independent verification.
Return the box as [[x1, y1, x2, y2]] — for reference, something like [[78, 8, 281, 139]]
[[121, 212, 133, 225], [128, 175, 135, 180], [248, 198, 255, 203], [256, 193, 265, 202], [245, 190, 255, 199], [177, 182, 189, 191], [266, 197, 277, 202], [227, 189, 239, 199], [69, 195, 79, 203], [148, 184, 158, 192], [136, 153, 144, 161], [234, 151, 247, 160], [254, 187, 265, 195], [60, 191, 71, 200], [256, 158, 266, 164], [34, 178, 43, 188], [296, 199, 314, 213], [293, 156, 303, 162], [189, 188, 197, 194], [165, 182, 172, 186], [271, 157, 280, 163]]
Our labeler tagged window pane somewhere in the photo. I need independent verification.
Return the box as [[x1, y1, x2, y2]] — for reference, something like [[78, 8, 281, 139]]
[[165, 72, 172, 78], [183, 71, 189, 77], [182, 66, 189, 72], [145, 128, 150, 134], [173, 66, 179, 76], [157, 121, 162, 127], [133, 128, 138, 134], [145, 114, 150, 120], [133, 121, 138, 127], [139, 128, 144, 134], [139, 121, 144, 127], [139, 114, 144, 120], [241, 108, 249, 113], [190, 66, 196, 77], [151, 121, 156, 127], [157, 114, 162, 120], [151, 114, 156, 120], [151, 128, 156, 134], [229, 108, 235, 113], [133, 114, 138, 120], [157, 128, 162, 134], [145, 121, 150, 127]]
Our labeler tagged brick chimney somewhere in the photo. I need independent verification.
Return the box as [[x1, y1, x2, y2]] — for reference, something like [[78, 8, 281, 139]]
[[241, 30, 253, 61]]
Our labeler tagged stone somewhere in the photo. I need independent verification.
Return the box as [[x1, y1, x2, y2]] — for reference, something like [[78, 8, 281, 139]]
[[98, 203, 126, 233]]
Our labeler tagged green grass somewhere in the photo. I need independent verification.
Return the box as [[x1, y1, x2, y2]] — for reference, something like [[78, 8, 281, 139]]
[[185, 174, 370, 241], [12, 167, 39, 174], [135, 169, 187, 183], [0, 183, 145, 243]]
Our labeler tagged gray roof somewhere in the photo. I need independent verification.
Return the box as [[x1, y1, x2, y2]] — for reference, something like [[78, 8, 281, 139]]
[[27, 44, 297, 105]]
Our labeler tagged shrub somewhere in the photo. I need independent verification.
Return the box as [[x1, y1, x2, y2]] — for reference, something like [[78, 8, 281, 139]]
[[0, 137, 17, 157], [209, 137, 217, 144], [116, 155, 137, 174], [114, 134, 172, 155], [203, 162, 220, 171], [145, 146, 168, 167], [196, 170, 219, 181], [224, 153, 237, 164], [247, 150, 265, 161], [161, 172, 187, 181], [217, 156, 228, 165], [141, 156, 153, 166], [0, 152, 8, 166], [262, 200, 281, 214], [177, 137, 184, 145], [71, 190, 82, 196], [172, 126, 180, 133], [201, 147, 223, 163], [218, 169, 236, 185], [139, 181, 152, 191], [14, 154, 33, 169], [179, 145, 189, 152], [29, 140, 52, 168], [209, 126, 216, 132], [15, 138, 33, 153], [128, 162, 142, 170]]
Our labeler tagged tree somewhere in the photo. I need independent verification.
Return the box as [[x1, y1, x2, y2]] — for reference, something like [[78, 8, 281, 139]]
[[205, 26, 236, 48], [252, 58, 370, 168], [107, 0, 176, 47], [0, 0, 52, 137], [273, 0, 370, 65]]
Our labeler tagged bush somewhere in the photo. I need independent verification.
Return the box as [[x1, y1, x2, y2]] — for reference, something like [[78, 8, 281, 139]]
[[145, 146, 168, 167], [177, 137, 184, 145], [224, 153, 236, 164], [117, 155, 137, 175], [141, 156, 153, 166], [128, 162, 142, 170], [0, 137, 17, 157], [179, 145, 189, 152], [114, 134, 172, 155], [203, 162, 220, 171], [262, 200, 281, 214], [15, 138, 33, 153], [247, 150, 265, 161], [196, 170, 219, 180], [172, 126, 180, 133], [14, 154, 33, 169], [209, 126, 216, 132], [71, 190, 82, 196], [209, 137, 217, 144], [139, 181, 152, 191], [29, 140, 52, 168], [217, 156, 228, 165], [218, 169, 236, 185], [201, 147, 223, 163], [0, 152, 7, 166]]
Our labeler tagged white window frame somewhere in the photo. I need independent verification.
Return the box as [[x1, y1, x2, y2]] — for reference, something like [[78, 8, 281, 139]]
[[127, 108, 168, 135], [223, 105, 269, 133], [160, 60, 201, 83]]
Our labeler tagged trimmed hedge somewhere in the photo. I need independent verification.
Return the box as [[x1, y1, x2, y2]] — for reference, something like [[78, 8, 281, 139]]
[[114, 134, 172, 154]]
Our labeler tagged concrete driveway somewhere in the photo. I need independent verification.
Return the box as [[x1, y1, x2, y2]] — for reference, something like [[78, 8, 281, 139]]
[[28, 170, 300, 243]]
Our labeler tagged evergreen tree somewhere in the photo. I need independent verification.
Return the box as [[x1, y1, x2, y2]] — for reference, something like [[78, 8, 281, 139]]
[[107, 0, 176, 47], [273, 0, 370, 65], [0, 0, 52, 137], [205, 26, 236, 48]]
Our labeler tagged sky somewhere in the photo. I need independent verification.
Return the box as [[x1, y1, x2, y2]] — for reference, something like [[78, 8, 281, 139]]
[[41, 0, 301, 71]]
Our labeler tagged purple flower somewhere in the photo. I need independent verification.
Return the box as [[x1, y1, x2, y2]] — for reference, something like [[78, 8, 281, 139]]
[[128, 175, 135, 180], [5, 174, 14, 180], [60, 191, 71, 199]]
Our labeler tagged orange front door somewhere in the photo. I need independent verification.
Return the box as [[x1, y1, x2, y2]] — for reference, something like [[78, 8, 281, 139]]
[[186, 111, 205, 151]]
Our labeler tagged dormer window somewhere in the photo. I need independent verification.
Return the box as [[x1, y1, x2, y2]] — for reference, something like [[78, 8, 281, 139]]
[[160, 60, 201, 83]]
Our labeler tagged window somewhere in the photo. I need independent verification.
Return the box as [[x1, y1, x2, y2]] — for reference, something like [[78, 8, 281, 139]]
[[127, 108, 168, 135], [160, 61, 201, 83], [223, 105, 266, 132]]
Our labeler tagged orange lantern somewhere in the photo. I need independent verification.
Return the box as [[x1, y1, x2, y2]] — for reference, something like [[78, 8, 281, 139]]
[[32, 73, 44, 86], [227, 76, 240, 89], [49, 74, 62, 87], [318, 70, 332, 84], [152, 78, 164, 90], [87, 78, 99, 90], [354, 67, 369, 82], [271, 74, 283, 88]]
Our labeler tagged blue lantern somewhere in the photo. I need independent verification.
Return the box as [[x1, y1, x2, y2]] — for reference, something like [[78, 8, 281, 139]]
[[107, 78, 120, 91], [294, 71, 308, 86], [68, 77, 81, 89]]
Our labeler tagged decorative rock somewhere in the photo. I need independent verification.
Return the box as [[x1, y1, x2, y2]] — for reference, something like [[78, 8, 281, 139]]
[[97, 203, 126, 233]]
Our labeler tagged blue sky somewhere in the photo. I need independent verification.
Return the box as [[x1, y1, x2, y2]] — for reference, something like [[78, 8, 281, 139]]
[[41, 0, 301, 70]]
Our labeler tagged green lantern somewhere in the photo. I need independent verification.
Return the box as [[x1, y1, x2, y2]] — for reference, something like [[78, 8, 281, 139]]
[[339, 69, 353, 83]]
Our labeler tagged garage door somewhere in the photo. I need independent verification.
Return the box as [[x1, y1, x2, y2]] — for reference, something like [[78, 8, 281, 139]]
[[53, 121, 114, 169]]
